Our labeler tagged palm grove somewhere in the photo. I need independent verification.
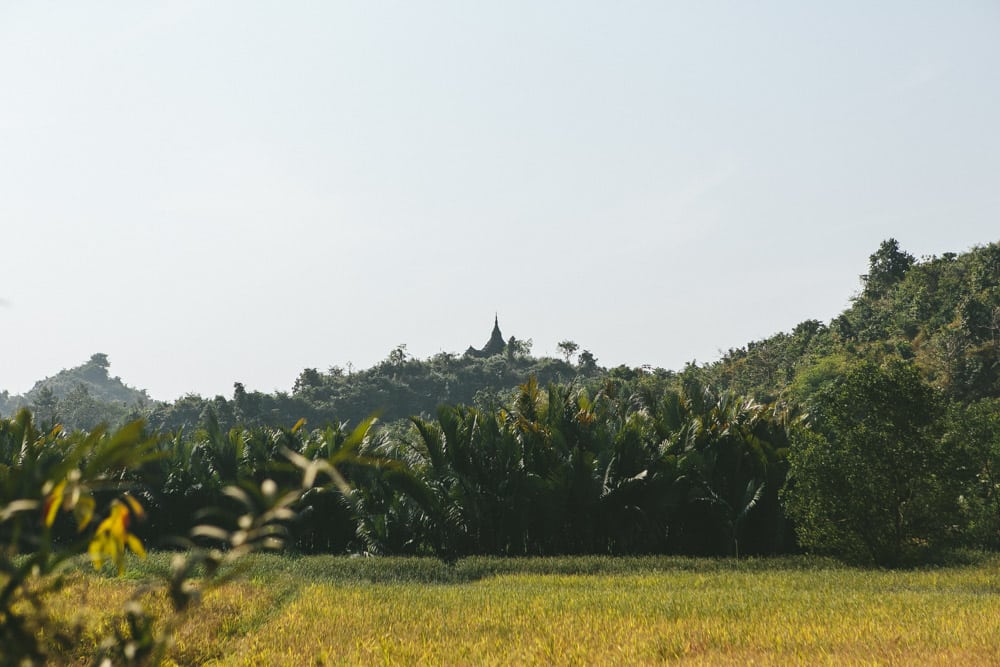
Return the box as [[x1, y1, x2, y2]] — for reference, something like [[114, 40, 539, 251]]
[[2, 240, 1000, 567]]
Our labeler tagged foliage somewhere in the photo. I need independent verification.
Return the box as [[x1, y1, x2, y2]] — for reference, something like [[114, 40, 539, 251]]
[[943, 398, 1000, 548], [698, 241, 1000, 404], [0, 410, 160, 663], [862, 237, 916, 299], [556, 340, 579, 363], [330, 377, 792, 559], [1, 354, 152, 430], [784, 360, 961, 565], [142, 346, 594, 436], [0, 410, 345, 665]]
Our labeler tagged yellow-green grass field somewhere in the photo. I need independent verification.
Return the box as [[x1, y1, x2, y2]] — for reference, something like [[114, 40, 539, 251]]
[[28, 554, 1000, 665]]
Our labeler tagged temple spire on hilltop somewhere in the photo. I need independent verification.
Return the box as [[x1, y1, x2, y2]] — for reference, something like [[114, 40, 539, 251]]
[[465, 315, 507, 358]]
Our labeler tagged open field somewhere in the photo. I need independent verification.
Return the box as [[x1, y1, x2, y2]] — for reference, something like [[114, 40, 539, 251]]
[[33, 554, 1000, 665]]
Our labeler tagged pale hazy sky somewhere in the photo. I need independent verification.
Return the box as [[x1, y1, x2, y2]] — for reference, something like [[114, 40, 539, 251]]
[[2, 2, 998, 401]]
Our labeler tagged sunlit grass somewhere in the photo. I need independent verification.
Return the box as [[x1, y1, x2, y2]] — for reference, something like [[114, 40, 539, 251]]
[[33, 554, 1000, 665]]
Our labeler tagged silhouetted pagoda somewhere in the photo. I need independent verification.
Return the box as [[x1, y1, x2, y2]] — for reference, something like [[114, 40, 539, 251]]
[[465, 315, 507, 358]]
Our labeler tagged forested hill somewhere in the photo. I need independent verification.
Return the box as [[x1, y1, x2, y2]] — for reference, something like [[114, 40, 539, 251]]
[[693, 239, 1000, 404], [144, 346, 602, 434], [2, 239, 997, 432], [0, 353, 151, 427]]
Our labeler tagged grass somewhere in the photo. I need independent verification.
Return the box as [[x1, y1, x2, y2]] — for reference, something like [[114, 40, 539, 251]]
[[30, 553, 1000, 665]]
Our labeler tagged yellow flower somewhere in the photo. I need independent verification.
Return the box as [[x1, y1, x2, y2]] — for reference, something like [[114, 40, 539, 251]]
[[42, 479, 66, 527], [88, 497, 146, 574], [42, 471, 94, 531]]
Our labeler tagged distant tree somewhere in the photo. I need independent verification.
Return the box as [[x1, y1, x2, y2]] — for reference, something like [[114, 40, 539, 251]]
[[30, 386, 59, 426], [294, 368, 322, 393], [147, 393, 213, 433], [506, 336, 533, 359], [578, 350, 598, 373], [862, 238, 915, 299], [557, 340, 579, 364], [388, 344, 408, 366], [0, 390, 17, 417], [89, 352, 110, 369], [233, 382, 263, 426]]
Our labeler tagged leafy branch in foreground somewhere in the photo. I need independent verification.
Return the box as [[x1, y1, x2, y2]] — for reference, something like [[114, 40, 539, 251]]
[[0, 411, 159, 664], [0, 411, 350, 666], [89, 418, 356, 667]]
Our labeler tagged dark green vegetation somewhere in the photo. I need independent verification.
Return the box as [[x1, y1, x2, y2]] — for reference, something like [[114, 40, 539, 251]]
[[2, 240, 999, 569], [0, 336, 591, 435]]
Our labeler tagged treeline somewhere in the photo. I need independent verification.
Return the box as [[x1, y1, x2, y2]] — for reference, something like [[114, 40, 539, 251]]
[[4, 361, 998, 567], [147, 348, 599, 435], [6, 240, 997, 442], [0, 343, 605, 435]]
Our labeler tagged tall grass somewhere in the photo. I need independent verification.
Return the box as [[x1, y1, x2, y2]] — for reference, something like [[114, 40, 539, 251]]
[[123, 552, 850, 583], [35, 553, 1000, 665]]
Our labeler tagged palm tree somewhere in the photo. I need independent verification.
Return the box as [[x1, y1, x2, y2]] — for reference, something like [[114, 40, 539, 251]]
[[664, 382, 787, 556]]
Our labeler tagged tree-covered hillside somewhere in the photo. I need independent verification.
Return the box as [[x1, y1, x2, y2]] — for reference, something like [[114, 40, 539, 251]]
[[694, 239, 1000, 405], [0, 353, 151, 430], [144, 341, 605, 434]]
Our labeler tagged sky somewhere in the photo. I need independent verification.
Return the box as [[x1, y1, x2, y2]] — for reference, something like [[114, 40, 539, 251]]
[[2, 2, 998, 401]]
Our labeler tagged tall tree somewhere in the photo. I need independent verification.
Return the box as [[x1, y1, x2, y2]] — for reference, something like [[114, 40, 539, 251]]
[[862, 238, 915, 299], [557, 340, 579, 364], [784, 360, 955, 565]]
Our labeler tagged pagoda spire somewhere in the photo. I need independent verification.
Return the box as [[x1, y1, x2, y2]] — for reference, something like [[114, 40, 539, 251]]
[[465, 315, 508, 358]]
